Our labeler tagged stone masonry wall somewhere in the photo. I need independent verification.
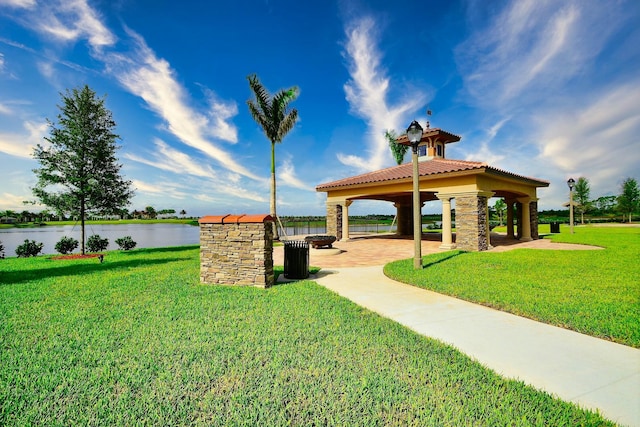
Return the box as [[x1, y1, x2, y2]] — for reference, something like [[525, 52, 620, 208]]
[[455, 195, 489, 251], [199, 214, 274, 288], [326, 203, 342, 241], [529, 200, 539, 240]]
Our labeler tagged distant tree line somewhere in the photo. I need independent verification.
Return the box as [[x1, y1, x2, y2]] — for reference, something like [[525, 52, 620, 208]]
[[0, 207, 190, 223]]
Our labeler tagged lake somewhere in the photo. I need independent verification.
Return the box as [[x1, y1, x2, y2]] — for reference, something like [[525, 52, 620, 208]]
[[0, 223, 200, 256]]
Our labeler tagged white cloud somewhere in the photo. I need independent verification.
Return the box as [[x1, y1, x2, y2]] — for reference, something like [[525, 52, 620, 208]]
[[339, 16, 427, 172], [456, 0, 619, 110], [125, 139, 218, 179], [0, 120, 47, 158], [0, 192, 38, 211], [101, 29, 260, 181], [535, 82, 640, 186], [4, 0, 115, 48], [0, 0, 36, 8], [278, 157, 314, 191]]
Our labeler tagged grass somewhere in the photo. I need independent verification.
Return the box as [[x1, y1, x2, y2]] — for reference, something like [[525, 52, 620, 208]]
[[385, 225, 640, 348], [0, 246, 613, 426]]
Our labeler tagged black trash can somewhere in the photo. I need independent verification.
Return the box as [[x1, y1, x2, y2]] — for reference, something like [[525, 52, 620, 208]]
[[550, 222, 560, 233], [283, 240, 309, 279]]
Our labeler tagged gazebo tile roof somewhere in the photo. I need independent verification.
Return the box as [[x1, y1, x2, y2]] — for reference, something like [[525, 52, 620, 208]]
[[316, 158, 548, 191]]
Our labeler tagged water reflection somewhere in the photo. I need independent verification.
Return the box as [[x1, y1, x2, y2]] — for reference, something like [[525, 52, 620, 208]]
[[0, 223, 200, 256]]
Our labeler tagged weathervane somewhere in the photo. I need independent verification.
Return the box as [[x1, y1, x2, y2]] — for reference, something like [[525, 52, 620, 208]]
[[426, 107, 432, 128]]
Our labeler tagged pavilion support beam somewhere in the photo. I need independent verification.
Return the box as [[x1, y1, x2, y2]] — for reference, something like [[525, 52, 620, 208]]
[[341, 200, 352, 241], [517, 197, 533, 241], [437, 194, 456, 250]]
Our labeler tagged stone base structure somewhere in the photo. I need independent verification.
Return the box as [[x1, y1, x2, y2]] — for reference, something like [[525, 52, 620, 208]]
[[199, 214, 274, 288], [455, 193, 491, 252]]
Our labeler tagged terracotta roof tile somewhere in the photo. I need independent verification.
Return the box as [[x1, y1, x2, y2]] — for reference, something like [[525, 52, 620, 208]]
[[316, 158, 548, 191]]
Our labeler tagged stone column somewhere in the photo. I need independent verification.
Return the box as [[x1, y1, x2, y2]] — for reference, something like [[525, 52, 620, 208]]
[[326, 202, 342, 240], [517, 197, 532, 241], [437, 194, 455, 249], [455, 192, 493, 251], [341, 200, 352, 241], [530, 199, 539, 240]]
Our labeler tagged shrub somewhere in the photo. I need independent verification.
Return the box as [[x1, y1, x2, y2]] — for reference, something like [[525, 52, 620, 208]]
[[115, 236, 137, 251], [15, 239, 44, 257], [55, 236, 79, 254], [87, 234, 109, 252]]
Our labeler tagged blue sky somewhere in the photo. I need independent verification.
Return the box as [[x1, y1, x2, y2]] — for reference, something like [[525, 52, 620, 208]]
[[1, 0, 639, 217]]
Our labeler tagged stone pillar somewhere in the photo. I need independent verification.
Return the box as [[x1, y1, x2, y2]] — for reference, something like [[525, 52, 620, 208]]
[[437, 194, 455, 249], [199, 214, 274, 288], [505, 198, 515, 239], [395, 202, 412, 235], [455, 192, 492, 251], [326, 203, 342, 240], [517, 197, 532, 241], [341, 200, 352, 241], [530, 199, 539, 240]]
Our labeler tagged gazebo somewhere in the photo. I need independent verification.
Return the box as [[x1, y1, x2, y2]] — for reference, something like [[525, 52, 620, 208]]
[[316, 126, 549, 251]]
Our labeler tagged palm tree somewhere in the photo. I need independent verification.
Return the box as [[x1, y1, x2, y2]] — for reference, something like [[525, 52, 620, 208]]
[[385, 129, 408, 165], [246, 74, 299, 239]]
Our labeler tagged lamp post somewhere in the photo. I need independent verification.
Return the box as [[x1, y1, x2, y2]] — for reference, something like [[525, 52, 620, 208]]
[[567, 178, 575, 234], [407, 120, 423, 269]]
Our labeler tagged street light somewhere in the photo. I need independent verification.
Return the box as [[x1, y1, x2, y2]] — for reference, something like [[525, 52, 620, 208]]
[[567, 178, 575, 234], [407, 120, 423, 269]]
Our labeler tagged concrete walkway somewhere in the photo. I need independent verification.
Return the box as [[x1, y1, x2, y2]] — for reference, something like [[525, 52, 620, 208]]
[[306, 266, 640, 427]]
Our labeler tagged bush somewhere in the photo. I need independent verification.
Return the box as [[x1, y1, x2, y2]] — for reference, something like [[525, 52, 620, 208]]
[[115, 236, 137, 251], [87, 234, 109, 252], [55, 236, 79, 254], [15, 239, 44, 258]]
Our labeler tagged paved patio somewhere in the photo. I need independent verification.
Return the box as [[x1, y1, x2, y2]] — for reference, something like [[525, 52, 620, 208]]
[[274, 233, 602, 268]]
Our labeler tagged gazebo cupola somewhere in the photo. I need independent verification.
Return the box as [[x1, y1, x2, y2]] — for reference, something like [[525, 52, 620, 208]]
[[395, 123, 461, 161]]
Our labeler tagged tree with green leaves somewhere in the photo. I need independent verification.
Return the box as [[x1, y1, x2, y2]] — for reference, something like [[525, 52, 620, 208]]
[[493, 199, 506, 226], [32, 85, 134, 254], [617, 177, 639, 223], [573, 177, 591, 224], [246, 74, 299, 239], [385, 129, 408, 165]]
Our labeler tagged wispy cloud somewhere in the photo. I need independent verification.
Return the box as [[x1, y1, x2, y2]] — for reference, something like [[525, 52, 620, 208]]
[[0, 192, 37, 211], [339, 16, 427, 172], [456, 0, 618, 110], [125, 139, 218, 179], [0, 0, 37, 9], [454, 0, 639, 208], [2, 0, 115, 48], [0, 120, 46, 158], [99, 28, 260, 180], [278, 157, 314, 191], [535, 81, 640, 188]]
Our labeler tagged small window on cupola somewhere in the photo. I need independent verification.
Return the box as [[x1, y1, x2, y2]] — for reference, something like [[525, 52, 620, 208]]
[[436, 143, 443, 158]]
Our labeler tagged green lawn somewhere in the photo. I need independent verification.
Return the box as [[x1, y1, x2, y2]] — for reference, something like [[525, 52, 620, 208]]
[[0, 246, 612, 426], [385, 225, 640, 348]]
